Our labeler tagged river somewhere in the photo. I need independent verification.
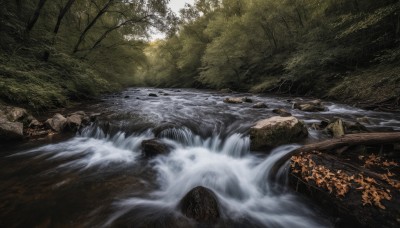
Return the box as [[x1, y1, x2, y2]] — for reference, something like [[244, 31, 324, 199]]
[[1, 88, 399, 227]]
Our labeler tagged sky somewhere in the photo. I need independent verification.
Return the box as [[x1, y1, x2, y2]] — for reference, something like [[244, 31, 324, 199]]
[[150, 0, 195, 40], [169, 0, 195, 14]]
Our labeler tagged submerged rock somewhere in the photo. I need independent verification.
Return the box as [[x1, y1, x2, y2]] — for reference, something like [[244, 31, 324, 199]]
[[179, 186, 220, 224], [220, 88, 233, 93], [252, 102, 268, 108], [45, 113, 67, 132], [250, 116, 308, 150], [293, 99, 326, 112], [141, 139, 172, 157], [224, 97, 252, 104], [149, 93, 158, 97], [356, 116, 371, 124], [272, 108, 292, 117], [346, 122, 369, 134]]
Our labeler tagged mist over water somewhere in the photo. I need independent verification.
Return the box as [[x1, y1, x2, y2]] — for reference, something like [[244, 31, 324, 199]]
[[2, 88, 400, 227]]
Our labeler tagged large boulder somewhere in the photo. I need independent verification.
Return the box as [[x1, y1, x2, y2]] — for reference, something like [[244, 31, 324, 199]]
[[45, 113, 67, 132], [224, 97, 252, 104], [0, 117, 24, 140], [293, 99, 326, 112], [250, 116, 308, 150], [141, 139, 172, 157], [179, 186, 220, 224], [66, 114, 83, 131]]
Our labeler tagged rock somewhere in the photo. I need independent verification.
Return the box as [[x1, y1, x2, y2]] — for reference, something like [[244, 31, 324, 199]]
[[356, 117, 371, 124], [66, 114, 83, 131], [252, 102, 268, 108], [319, 120, 330, 129], [29, 119, 42, 128], [90, 113, 102, 122], [124, 96, 130, 99], [70, 111, 86, 116], [163, 93, 170, 96], [327, 119, 345, 138], [149, 93, 158, 97], [179, 186, 220, 224], [45, 113, 67, 132], [346, 122, 369, 134], [224, 97, 252, 104], [293, 99, 326, 112], [5, 106, 28, 122], [220, 88, 233, 93], [0, 118, 24, 140], [272, 108, 292, 117], [250, 116, 308, 150], [141, 139, 171, 157], [311, 120, 330, 130]]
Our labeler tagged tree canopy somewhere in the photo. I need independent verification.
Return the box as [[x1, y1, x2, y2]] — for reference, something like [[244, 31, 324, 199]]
[[137, 0, 400, 99]]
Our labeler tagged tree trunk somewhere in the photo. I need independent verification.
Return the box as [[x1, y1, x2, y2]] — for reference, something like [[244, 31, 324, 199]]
[[82, 15, 151, 58], [15, 0, 22, 17], [44, 0, 76, 61], [25, 0, 47, 34], [273, 132, 400, 176], [297, 132, 400, 153], [295, 7, 304, 28], [73, 0, 114, 54]]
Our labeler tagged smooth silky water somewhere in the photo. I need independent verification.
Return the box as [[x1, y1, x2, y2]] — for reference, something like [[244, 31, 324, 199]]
[[1, 88, 399, 227]]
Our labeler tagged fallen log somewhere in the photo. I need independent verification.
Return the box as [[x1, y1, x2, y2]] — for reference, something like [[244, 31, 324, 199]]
[[275, 132, 400, 170], [289, 152, 400, 228], [298, 132, 400, 153], [276, 132, 400, 227]]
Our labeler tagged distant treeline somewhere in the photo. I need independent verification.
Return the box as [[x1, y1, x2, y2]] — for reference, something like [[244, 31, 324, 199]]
[[138, 0, 400, 106]]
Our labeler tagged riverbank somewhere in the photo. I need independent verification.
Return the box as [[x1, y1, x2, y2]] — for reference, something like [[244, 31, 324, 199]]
[[0, 50, 120, 112]]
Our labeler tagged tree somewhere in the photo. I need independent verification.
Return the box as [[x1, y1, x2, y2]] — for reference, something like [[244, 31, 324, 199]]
[[25, 0, 47, 34]]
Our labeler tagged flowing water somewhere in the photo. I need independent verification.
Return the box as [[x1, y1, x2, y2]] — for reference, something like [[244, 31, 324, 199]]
[[1, 88, 400, 227]]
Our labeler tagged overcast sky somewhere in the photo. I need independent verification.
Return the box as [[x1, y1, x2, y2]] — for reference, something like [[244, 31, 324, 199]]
[[151, 0, 195, 40], [169, 0, 195, 14]]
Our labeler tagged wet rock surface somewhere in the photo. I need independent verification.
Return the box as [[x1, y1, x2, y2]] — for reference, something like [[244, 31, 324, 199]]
[[250, 116, 308, 150], [179, 186, 220, 224], [141, 139, 172, 157], [223, 97, 252, 104]]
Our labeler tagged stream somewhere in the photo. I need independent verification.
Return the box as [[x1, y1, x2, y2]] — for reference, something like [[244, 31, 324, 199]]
[[1, 88, 400, 227]]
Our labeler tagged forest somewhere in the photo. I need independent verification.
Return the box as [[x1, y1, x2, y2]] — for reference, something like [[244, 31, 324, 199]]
[[0, 0, 172, 110], [140, 0, 400, 110], [1, 0, 399, 111]]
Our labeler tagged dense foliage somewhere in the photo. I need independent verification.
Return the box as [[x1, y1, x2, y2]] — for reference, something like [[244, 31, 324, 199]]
[[0, 0, 171, 110], [1, 0, 399, 110], [138, 0, 400, 107]]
